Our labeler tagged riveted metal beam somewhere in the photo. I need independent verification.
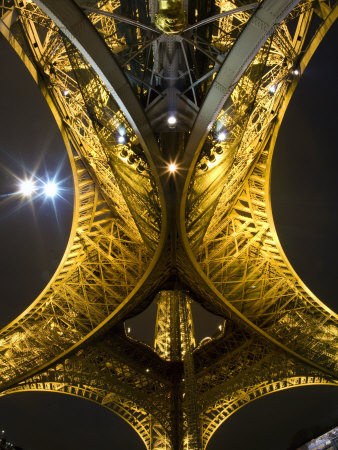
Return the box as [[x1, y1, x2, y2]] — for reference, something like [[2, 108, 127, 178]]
[[177, 1, 338, 380], [34, 0, 163, 173], [179, 0, 301, 194]]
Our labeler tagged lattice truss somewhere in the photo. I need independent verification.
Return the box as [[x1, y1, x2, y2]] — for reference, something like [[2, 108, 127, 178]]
[[1, 293, 334, 450], [0, 0, 162, 388], [0, 327, 173, 450], [154, 291, 196, 361], [193, 321, 335, 448], [154, 291, 202, 449], [77, 0, 257, 109], [151, 291, 336, 450], [185, 1, 338, 373], [0, 0, 337, 449]]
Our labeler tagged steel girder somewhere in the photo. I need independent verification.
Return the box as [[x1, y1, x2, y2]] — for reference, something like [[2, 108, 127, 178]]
[[179, 0, 302, 179], [0, 307, 334, 450], [0, 1, 337, 449], [1, 327, 174, 450], [33, 0, 163, 170], [178, 1, 338, 379], [0, 2, 168, 390]]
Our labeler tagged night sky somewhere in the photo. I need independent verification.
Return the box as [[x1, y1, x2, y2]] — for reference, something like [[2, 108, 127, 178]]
[[0, 19, 337, 450]]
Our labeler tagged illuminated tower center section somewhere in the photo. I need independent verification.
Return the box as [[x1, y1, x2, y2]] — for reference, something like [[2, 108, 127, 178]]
[[155, 0, 186, 34], [154, 290, 196, 362], [154, 291, 201, 450]]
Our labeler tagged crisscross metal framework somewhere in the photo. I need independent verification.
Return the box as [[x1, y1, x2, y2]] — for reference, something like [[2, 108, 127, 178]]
[[0, 0, 337, 449]]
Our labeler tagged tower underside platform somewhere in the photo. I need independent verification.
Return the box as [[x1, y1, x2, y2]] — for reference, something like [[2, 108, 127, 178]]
[[0, 0, 337, 448]]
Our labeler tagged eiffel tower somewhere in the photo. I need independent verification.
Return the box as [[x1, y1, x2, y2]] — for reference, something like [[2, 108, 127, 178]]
[[0, 1, 337, 448]]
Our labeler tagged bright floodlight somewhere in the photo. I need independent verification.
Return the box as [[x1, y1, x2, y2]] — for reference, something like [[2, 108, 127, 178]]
[[168, 115, 177, 125], [217, 131, 226, 141], [169, 163, 177, 173], [19, 179, 35, 196], [44, 181, 58, 197], [118, 135, 125, 144], [269, 85, 276, 94], [292, 69, 299, 76], [63, 89, 69, 96]]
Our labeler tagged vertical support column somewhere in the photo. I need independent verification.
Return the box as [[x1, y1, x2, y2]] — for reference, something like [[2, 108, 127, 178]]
[[149, 416, 172, 450], [154, 290, 202, 450], [154, 291, 183, 449], [180, 296, 202, 450]]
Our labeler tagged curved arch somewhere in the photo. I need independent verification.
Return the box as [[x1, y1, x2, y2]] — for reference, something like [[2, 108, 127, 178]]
[[0, 5, 169, 390], [177, 3, 338, 376], [0, 328, 174, 449], [264, 4, 338, 314], [179, 0, 300, 195], [0, 385, 153, 449], [202, 376, 336, 448], [34, 0, 163, 171]]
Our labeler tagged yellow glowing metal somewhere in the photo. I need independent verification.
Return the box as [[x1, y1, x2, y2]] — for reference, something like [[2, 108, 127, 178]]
[[0, 2, 337, 450]]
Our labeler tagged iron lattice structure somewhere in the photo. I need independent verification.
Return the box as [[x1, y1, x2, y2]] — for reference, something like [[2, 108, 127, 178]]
[[0, 0, 337, 448]]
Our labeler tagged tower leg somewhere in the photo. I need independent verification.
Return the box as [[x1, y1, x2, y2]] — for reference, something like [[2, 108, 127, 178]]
[[154, 290, 202, 449]]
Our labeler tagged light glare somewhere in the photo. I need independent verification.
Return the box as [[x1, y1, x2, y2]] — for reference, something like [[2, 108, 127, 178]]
[[19, 179, 35, 196], [169, 163, 177, 173], [118, 135, 125, 144], [168, 116, 177, 125], [44, 181, 58, 197], [217, 131, 226, 141]]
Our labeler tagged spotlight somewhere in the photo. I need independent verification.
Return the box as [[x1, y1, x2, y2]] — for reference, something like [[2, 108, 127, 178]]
[[168, 116, 176, 125], [168, 115, 177, 128], [292, 69, 299, 76], [136, 163, 145, 173], [19, 179, 35, 196], [208, 153, 216, 163], [44, 181, 58, 197], [169, 163, 177, 173], [120, 149, 129, 159], [217, 131, 226, 142], [63, 89, 69, 96], [127, 154, 136, 165], [118, 135, 126, 144], [269, 85, 276, 94]]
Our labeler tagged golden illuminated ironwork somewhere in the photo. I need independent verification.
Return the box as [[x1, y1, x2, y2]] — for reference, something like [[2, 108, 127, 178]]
[[154, 1, 186, 34], [0, 1, 337, 449]]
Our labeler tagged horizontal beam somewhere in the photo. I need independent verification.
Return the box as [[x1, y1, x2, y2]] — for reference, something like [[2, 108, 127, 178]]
[[183, 3, 259, 32]]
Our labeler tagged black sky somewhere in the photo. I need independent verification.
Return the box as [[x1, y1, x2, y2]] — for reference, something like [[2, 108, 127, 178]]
[[0, 19, 336, 450]]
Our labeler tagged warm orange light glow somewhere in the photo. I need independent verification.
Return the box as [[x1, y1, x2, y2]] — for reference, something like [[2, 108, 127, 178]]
[[169, 163, 177, 173]]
